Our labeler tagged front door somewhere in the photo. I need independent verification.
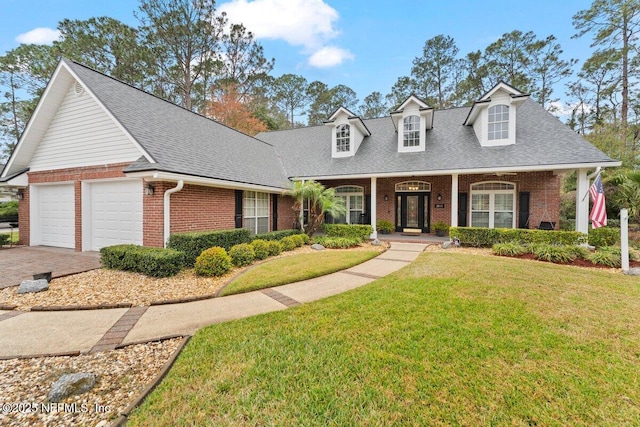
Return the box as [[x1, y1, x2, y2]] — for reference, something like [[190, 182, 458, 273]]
[[396, 193, 430, 232]]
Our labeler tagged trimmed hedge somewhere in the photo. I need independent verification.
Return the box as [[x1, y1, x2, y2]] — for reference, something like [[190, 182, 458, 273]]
[[280, 236, 297, 251], [313, 236, 362, 249], [100, 244, 185, 278], [266, 240, 283, 256], [195, 247, 233, 276], [250, 239, 270, 260], [449, 227, 587, 248], [0, 234, 9, 246], [168, 228, 252, 266], [588, 227, 619, 248], [323, 224, 372, 242], [253, 229, 299, 241], [229, 243, 255, 267]]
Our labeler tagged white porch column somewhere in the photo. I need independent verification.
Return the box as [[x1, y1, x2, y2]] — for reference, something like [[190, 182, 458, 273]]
[[370, 177, 378, 240], [450, 173, 459, 227], [576, 168, 589, 234]]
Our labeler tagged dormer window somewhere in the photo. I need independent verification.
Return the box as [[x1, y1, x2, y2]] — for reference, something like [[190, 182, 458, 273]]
[[403, 116, 420, 147], [488, 105, 509, 140], [336, 124, 350, 152]]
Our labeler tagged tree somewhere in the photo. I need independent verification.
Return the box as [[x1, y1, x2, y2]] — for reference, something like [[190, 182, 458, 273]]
[[410, 35, 461, 108], [527, 35, 576, 110], [386, 76, 413, 110], [574, 0, 640, 155], [484, 30, 537, 93], [205, 84, 269, 136], [608, 169, 640, 221], [306, 82, 358, 125], [136, 0, 226, 110], [287, 180, 346, 237], [270, 73, 309, 127], [358, 91, 388, 118]]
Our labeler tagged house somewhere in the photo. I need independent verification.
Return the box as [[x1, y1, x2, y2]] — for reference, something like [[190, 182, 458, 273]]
[[0, 59, 620, 251]]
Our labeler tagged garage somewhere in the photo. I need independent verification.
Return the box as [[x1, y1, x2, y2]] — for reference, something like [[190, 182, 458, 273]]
[[34, 184, 75, 248], [86, 180, 143, 251]]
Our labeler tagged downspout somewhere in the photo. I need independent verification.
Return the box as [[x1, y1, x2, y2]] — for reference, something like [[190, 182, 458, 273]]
[[164, 180, 184, 248]]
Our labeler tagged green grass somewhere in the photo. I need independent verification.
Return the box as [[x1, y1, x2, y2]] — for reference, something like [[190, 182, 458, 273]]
[[129, 253, 640, 426], [219, 250, 381, 296]]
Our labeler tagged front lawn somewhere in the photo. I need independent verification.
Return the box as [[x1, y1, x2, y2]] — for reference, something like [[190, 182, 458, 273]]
[[219, 249, 382, 296], [129, 252, 640, 426]]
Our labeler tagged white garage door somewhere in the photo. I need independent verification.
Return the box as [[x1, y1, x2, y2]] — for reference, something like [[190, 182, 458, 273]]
[[90, 180, 143, 251], [37, 184, 75, 248]]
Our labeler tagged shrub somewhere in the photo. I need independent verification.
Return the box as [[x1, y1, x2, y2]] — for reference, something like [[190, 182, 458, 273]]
[[168, 229, 251, 266], [532, 244, 576, 264], [0, 201, 18, 222], [229, 243, 255, 267], [195, 247, 233, 276], [250, 239, 269, 260], [567, 245, 590, 260], [492, 242, 527, 257], [266, 240, 283, 257], [432, 221, 449, 233], [280, 236, 297, 251], [588, 227, 619, 248], [100, 245, 185, 278], [449, 227, 587, 248], [253, 229, 299, 241], [313, 236, 362, 249], [587, 246, 622, 268], [376, 219, 394, 233], [0, 234, 9, 246], [296, 233, 310, 245], [323, 224, 372, 242], [290, 234, 305, 248]]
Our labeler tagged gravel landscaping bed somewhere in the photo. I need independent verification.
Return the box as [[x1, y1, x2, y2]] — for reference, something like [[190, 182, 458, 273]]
[[0, 244, 385, 311], [0, 338, 182, 427]]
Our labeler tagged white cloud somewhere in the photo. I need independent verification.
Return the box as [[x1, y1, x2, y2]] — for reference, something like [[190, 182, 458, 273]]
[[549, 101, 594, 117], [219, 0, 353, 67], [15, 27, 61, 45], [308, 46, 354, 68]]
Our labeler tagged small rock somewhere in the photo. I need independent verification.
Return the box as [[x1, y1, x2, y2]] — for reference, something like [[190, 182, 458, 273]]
[[372, 239, 380, 246], [441, 241, 452, 249], [95, 420, 109, 427], [48, 372, 97, 402], [18, 279, 49, 294], [311, 243, 325, 251], [625, 267, 640, 276]]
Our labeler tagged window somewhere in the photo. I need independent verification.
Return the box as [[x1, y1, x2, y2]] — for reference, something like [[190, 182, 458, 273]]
[[243, 191, 269, 234], [328, 186, 364, 224], [488, 105, 509, 140], [403, 115, 420, 147], [470, 182, 515, 228], [336, 124, 350, 152], [395, 181, 431, 192]]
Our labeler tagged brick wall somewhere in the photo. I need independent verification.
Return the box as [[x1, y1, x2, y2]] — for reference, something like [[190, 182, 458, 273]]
[[276, 194, 297, 231]]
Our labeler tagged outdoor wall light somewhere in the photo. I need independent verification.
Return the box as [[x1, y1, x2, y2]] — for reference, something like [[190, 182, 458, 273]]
[[16, 189, 24, 200], [145, 184, 155, 196], [437, 193, 443, 201], [383, 194, 389, 201]]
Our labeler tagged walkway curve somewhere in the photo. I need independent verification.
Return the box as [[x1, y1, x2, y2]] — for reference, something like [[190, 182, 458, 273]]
[[0, 242, 427, 359]]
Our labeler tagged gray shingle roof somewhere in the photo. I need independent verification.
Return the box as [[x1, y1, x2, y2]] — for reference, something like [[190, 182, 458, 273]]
[[257, 101, 617, 178], [65, 60, 290, 189]]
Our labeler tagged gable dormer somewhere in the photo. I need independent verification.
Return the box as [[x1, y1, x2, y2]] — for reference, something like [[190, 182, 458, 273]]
[[463, 81, 529, 147], [390, 95, 434, 153], [324, 107, 371, 158]]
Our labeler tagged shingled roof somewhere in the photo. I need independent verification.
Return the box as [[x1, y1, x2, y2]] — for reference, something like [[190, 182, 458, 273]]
[[257, 101, 617, 179], [64, 60, 290, 190]]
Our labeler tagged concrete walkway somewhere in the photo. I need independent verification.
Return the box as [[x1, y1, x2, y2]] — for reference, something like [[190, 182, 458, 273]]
[[0, 242, 427, 359]]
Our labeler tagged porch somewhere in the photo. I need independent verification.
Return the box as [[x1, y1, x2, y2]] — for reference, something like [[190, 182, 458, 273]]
[[377, 232, 450, 245]]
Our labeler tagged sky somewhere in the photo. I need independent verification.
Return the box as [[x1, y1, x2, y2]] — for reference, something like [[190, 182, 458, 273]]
[[0, 0, 595, 113]]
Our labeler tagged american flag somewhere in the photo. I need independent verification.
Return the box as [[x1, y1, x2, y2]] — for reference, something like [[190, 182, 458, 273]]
[[589, 173, 607, 229]]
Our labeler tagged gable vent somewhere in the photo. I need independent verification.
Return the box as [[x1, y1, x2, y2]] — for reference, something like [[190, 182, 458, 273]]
[[74, 81, 84, 96]]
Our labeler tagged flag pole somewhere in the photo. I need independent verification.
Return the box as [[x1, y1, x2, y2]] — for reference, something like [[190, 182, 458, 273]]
[[621, 208, 629, 272], [581, 166, 602, 202]]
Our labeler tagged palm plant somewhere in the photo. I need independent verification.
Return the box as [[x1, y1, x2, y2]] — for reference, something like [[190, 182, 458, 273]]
[[608, 170, 640, 222], [287, 180, 346, 237]]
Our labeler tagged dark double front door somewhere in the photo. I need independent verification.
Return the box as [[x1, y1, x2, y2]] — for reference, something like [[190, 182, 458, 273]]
[[396, 193, 430, 232]]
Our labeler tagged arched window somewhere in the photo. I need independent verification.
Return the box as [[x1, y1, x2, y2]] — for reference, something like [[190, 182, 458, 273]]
[[329, 185, 364, 224], [336, 124, 350, 152], [470, 181, 515, 228], [403, 115, 420, 147], [488, 105, 509, 140], [395, 181, 431, 192]]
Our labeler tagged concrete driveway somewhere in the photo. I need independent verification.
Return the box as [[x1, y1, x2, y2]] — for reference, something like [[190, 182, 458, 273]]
[[0, 246, 101, 289]]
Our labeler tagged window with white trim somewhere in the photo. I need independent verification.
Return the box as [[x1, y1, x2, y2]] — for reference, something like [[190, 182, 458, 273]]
[[328, 186, 364, 224], [403, 115, 420, 147], [336, 124, 350, 152], [470, 182, 515, 228], [395, 181, 431, 192], [243, 191, 269, 234], [488, 105, 509, 140]]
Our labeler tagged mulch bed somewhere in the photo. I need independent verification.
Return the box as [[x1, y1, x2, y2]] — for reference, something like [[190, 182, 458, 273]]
[[504, 253, 640, 269]]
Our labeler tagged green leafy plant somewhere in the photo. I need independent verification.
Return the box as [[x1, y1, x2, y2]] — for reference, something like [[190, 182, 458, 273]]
[[253, 229, 299, 241], [295, 233, 310, 245], [376, 219, 394, 234], [280, 236, 297, 251], [266, 240, 283, 257], [195, 247, 233, 277], [250, 239, 269, 260], [588, 227, 619, 248], [323, 224, 372, 241], [288, 180, 347, 237], [100, 244, 185, 278], [229, 243, 256, 267], [532, 244, 576, 264], [0, 234, 9, 246], [587, 246, 622, 268], [449, 227, 587, 248], [492, 242, 527, 257], [313, 236, 362, 249], [168, 229, 251, 266]]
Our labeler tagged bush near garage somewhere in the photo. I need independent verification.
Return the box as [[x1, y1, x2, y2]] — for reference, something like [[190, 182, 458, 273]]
[[100, 245, 185, 278], [168, 229, 252, 267], [195, 247, 233, 277]]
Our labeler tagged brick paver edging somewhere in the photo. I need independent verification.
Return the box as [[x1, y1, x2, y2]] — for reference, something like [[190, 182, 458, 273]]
[[30, 303, 133, 311], [0, 350, 81, 361], [260, 288, 301, 307], [0, 311, 23, 323], [90, 307, 148, 353], [341, 270, 382, 280], [111, 335, 192, 427], [0, 304, 17, 311]]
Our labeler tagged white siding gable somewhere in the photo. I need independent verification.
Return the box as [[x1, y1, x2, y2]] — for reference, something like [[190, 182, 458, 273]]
[[30, 81, 144, 172]]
